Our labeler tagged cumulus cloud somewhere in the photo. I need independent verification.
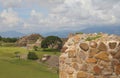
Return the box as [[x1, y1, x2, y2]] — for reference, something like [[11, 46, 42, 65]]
[[0, 8, 20, 27], [51, 0, 120, 25], [0, 0, 22, 8], [0, 0, 120, 33]]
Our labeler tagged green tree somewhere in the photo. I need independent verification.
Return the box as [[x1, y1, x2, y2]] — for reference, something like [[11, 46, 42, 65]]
[[41, 36, 63, 50], [0, 36, 2, 41], [27, 52, 38, 60], [33, 46, 38, 51], [2, 37, 18, 42]]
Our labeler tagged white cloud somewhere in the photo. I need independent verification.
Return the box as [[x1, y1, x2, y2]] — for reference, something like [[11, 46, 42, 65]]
[[0, 0, 22, 8], [49, 0, 120, 26], [22, 0, 120, 32], [0, 8, 20, 27], [0, 0, 120, 33]]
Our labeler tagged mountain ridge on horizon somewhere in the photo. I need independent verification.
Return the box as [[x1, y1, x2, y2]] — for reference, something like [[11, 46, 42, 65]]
[[0, 31, 25, 38], [0, 26, 120, 38], [43, 26, 120, 38]]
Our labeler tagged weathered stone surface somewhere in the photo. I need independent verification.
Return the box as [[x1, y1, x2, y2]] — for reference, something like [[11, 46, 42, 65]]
[[110, 76, 118, 78], [60, 33, 120, 78], [78, 51, 86, 60], [112, 59, 119, 65], [109, 42, 117, 49], [79, 43, 89, 51], [72, 62, 79, 70], [65, 58, 71, 64], [89, 48, 99, 57], [113, 49, 120, 59], [73, 35, 80, 42], [68, 42, 73, 46], [77, 71, 87, 78], [102, 66, 113, 75], [72, 58, 77, 62], [86, 58, 97, 63], [69, 75, 73, 78], [61, 46, 68, 52], [60, 71, 67, 78], [115, 64, 120, 75], [89, 41, 97, 48], [93, 65, 101, 74], [67, 67, 74, 74], [80, 64, 88, 71], [88, 75, 94, 78], [99, 61, 111, 68], [59, 57, 66, 64], [68, 49, 76, 58], [109, 51, 116, 56], [118, 42, 120, 47], [95, 51, 109, 61], [98, 42, 107, 51]]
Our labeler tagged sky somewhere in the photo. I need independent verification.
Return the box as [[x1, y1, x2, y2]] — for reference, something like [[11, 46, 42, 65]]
[[0, 0, 120, 34]]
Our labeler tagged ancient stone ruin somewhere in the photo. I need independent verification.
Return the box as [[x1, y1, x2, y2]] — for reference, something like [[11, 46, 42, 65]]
[[59, 33, 120, 78]]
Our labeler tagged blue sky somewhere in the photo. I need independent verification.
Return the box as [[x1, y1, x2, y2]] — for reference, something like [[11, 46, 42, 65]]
[[0, 0, 120, 34]]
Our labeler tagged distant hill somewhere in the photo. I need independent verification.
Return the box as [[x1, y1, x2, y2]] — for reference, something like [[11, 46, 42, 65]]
[[0, 26, 120, 38], [0, 31, 25, 38], [80, 26, 120, 35], [43, 26, 120, 38]]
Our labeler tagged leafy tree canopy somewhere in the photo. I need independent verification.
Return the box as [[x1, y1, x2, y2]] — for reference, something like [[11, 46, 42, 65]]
[[41, 36, 62, 50]]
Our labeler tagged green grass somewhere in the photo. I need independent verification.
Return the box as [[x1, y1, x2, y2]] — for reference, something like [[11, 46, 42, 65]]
[[0, 42, 16, 47], [0, 59, 58, 78], [85, 35, 101, 41], [0, 47, 28, 57], [0, 47, 59, 78]]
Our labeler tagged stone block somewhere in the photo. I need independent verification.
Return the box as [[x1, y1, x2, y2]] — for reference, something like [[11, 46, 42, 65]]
[[95, 51, 109, 61], [78, 51, 86, 60], [115, 64, 120, 75], [77, 71, 87, 78], [60, 71, 67, 78], [72, 62, 79, 70], [93, 65, 101, 75], [86, 58, 97, 63], [114, 49, 120, 59], [79, 43, 89, 51], [80, 64, 88, 71], [89, 41, 97, 48], [68, 49, 76, 58], [109, 42, 117, 49], [89, 48, 99, 57], [98, 42, 107, 51]]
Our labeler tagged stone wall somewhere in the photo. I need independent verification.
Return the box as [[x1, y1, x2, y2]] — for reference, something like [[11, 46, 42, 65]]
[[59, 33, 120, 78]]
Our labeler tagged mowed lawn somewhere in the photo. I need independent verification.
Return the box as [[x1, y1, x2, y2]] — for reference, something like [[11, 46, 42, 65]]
[[0, 47, 59, 78]]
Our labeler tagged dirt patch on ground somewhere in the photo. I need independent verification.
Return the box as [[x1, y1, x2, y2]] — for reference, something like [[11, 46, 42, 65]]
[[45, 55, 59, 68]]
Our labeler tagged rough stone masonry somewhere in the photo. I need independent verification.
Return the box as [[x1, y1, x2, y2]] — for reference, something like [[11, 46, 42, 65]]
[[59, 33, 120, 78]]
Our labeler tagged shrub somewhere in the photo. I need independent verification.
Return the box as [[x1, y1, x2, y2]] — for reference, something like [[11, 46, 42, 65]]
[[41, 36, 63, 50], [75, 32, 83, 34], [27, 52, 38, 60]]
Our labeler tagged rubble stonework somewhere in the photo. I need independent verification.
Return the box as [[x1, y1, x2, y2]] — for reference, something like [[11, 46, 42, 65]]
[[59, 33, 120, 78]]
